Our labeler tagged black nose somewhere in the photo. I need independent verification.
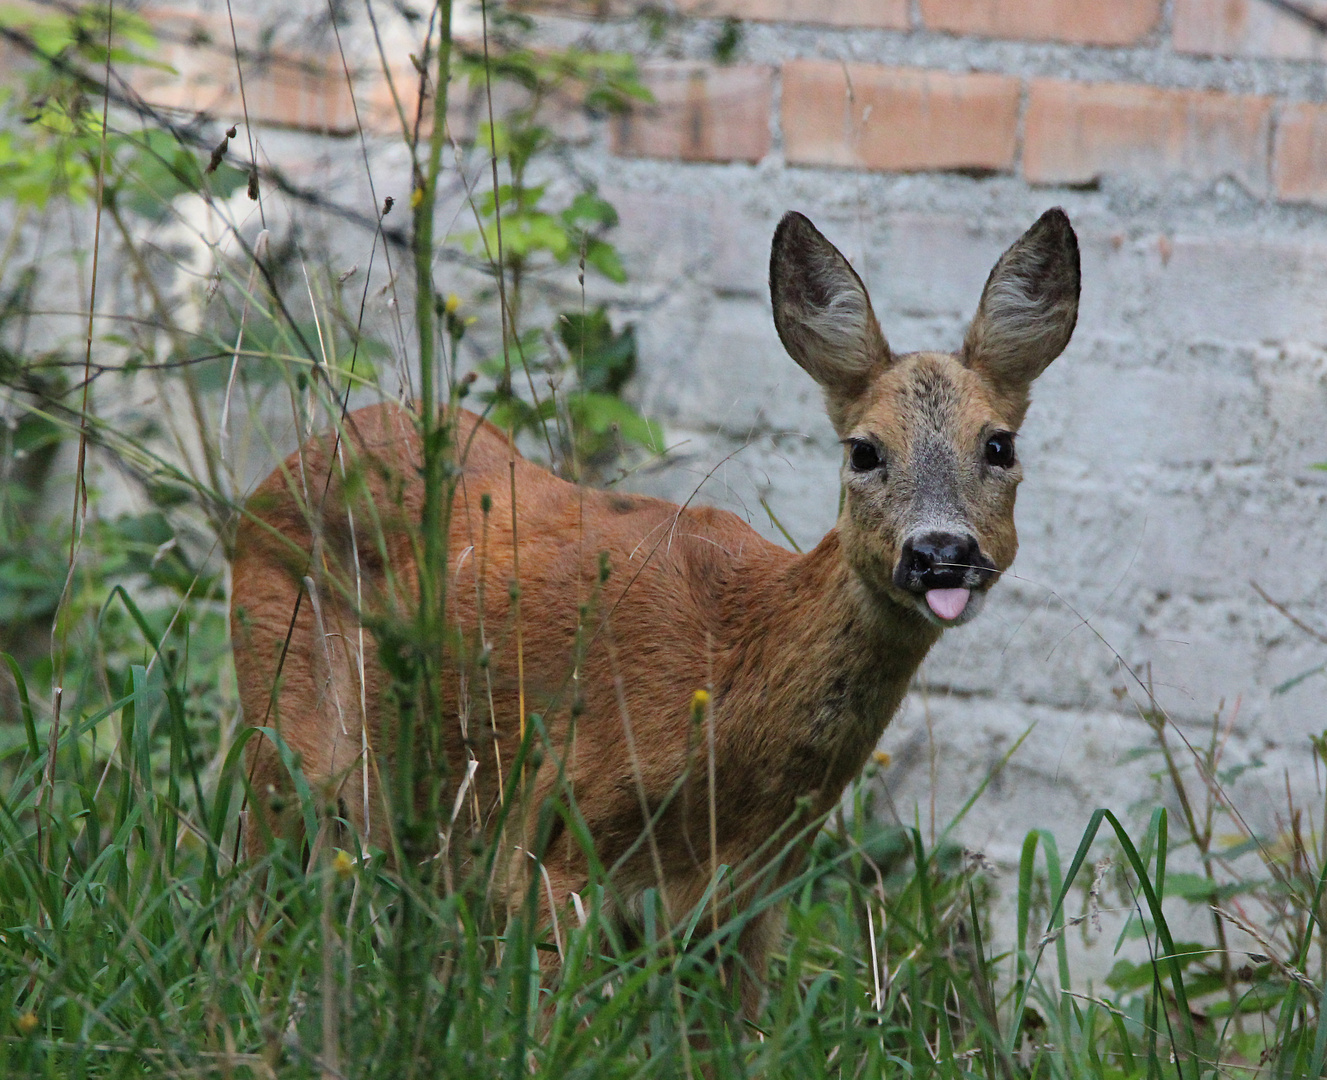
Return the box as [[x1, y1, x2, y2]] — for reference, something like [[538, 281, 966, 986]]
[[895, 533, 993, 592]]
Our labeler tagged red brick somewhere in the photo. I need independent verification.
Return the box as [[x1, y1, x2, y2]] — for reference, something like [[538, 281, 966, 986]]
[[782, 62, 1019, 174], [360, 65, 424, 136], [920, 0, 1161, 45], [611, 63, 772, 164], [359, 65, 593, 143], [128, 13, 589, 143], [130, 11, 360, 134], [676, 0, 909, 29], [1173, 0, 1327, 61], [1274, 103, 1327, 206], [1023, 79, 1273, 191], [525, 0, 909, 26], [510, 0, 638, 16]]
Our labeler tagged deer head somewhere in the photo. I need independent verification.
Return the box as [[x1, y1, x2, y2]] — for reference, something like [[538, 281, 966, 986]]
[[770, 208, 1080, 627]]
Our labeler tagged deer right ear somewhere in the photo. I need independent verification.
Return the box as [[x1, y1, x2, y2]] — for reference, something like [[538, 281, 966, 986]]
[[770, 212, 890, 431], [962, 207, 1080, 417]]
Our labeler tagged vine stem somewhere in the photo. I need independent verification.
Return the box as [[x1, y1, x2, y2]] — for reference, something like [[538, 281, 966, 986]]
[[43, 0, 115, 880], [403, 0, 454, 858], [415, 1, 453, 641], [478, 0, 528, 832]]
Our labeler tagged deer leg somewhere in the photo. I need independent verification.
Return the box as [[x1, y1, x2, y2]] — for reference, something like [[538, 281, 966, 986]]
[[735, 903, 786, 1024]]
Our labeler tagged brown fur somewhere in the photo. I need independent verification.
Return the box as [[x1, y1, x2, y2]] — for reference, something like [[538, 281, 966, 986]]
[[229, 208, 1080, 1019]]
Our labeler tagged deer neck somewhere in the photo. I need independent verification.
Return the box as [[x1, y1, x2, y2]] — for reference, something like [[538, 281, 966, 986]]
[[718, 529, 941, 806]]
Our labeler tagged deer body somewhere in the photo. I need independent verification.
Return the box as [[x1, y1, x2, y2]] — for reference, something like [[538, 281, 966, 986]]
[[230, 208, 1080, 1017]]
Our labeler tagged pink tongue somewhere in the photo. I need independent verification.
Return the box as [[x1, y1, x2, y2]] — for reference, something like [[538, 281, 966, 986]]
[[926, 588, 971, 621]]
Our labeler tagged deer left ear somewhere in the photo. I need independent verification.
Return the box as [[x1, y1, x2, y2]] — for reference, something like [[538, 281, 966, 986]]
[[771, 211, 891, 433], [963, 208, 1080, 414]]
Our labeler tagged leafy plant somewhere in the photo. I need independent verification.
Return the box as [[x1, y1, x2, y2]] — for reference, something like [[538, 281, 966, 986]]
[[451, 15, 658, 474], [477, 303, 663, 478]]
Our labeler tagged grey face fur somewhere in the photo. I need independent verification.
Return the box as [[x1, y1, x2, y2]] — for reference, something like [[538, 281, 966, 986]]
[[770, 208, 1081, 627]]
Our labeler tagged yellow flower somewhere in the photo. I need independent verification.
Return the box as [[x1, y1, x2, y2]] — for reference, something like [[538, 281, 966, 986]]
[[871, 750, 891, 767], [16, 1011, 38, 1035], [444, 293, 461, 314], [691, 689, 711, 711], [410, 187, 424, 209], [332, 850, 354, 879]]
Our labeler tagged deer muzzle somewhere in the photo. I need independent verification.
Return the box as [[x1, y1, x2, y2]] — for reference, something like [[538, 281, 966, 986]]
[[893, 532, 998, 622]]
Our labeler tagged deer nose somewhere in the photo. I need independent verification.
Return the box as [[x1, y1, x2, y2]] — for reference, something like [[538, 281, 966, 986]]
[[895, 533, 993, 592]]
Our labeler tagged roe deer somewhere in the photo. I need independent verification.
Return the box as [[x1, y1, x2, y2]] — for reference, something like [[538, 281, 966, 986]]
[[230, 207, 1080, 1017]]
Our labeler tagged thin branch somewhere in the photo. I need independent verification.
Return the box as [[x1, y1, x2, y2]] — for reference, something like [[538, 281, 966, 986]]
[[0, 23, 408, 247], [1252, 580, 1327, 646], [1258, 0, 1327, 35]]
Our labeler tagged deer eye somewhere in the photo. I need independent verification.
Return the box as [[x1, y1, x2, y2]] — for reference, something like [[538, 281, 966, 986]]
[[848, 440, 882, 473], [984, 432, 1016, 468]]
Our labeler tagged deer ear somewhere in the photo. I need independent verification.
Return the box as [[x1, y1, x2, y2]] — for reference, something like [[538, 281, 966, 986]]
[[963, 207, 1080, 412], [770, 212, 890, 431]]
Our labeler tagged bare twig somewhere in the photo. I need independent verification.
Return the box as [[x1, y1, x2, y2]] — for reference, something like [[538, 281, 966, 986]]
[[1212, 905, 1319, 993], [1252, 581, 1327, 646], [1258, 0, 1327, 35]]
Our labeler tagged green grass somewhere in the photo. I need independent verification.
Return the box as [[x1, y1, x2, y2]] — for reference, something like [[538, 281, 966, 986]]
[[3, 628, 1325, 1079]]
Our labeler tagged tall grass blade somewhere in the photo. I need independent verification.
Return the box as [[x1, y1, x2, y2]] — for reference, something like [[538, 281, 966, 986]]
[[3, 652, 39, 760]]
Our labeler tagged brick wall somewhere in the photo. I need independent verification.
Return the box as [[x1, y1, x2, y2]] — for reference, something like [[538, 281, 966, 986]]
[[123, 4, 1327, 206], [592, 1, 1327, 204]]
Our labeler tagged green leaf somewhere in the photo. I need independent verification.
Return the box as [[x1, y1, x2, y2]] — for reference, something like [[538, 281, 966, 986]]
[[584, 239, 627, 283], [561, 191, 618, 230], [1105, 941, 1208, 992], [485, 392, 557, 437], [112, 129, 246, 221], [476, 120, 510, 158], [568, 392, 664, 453], [475, 182, 547, 216], [1217, 757, 1264, 784], [1162, 872, 1254, 903], [559, 307, 636, 394], [1275, 663, 1327, 695]]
